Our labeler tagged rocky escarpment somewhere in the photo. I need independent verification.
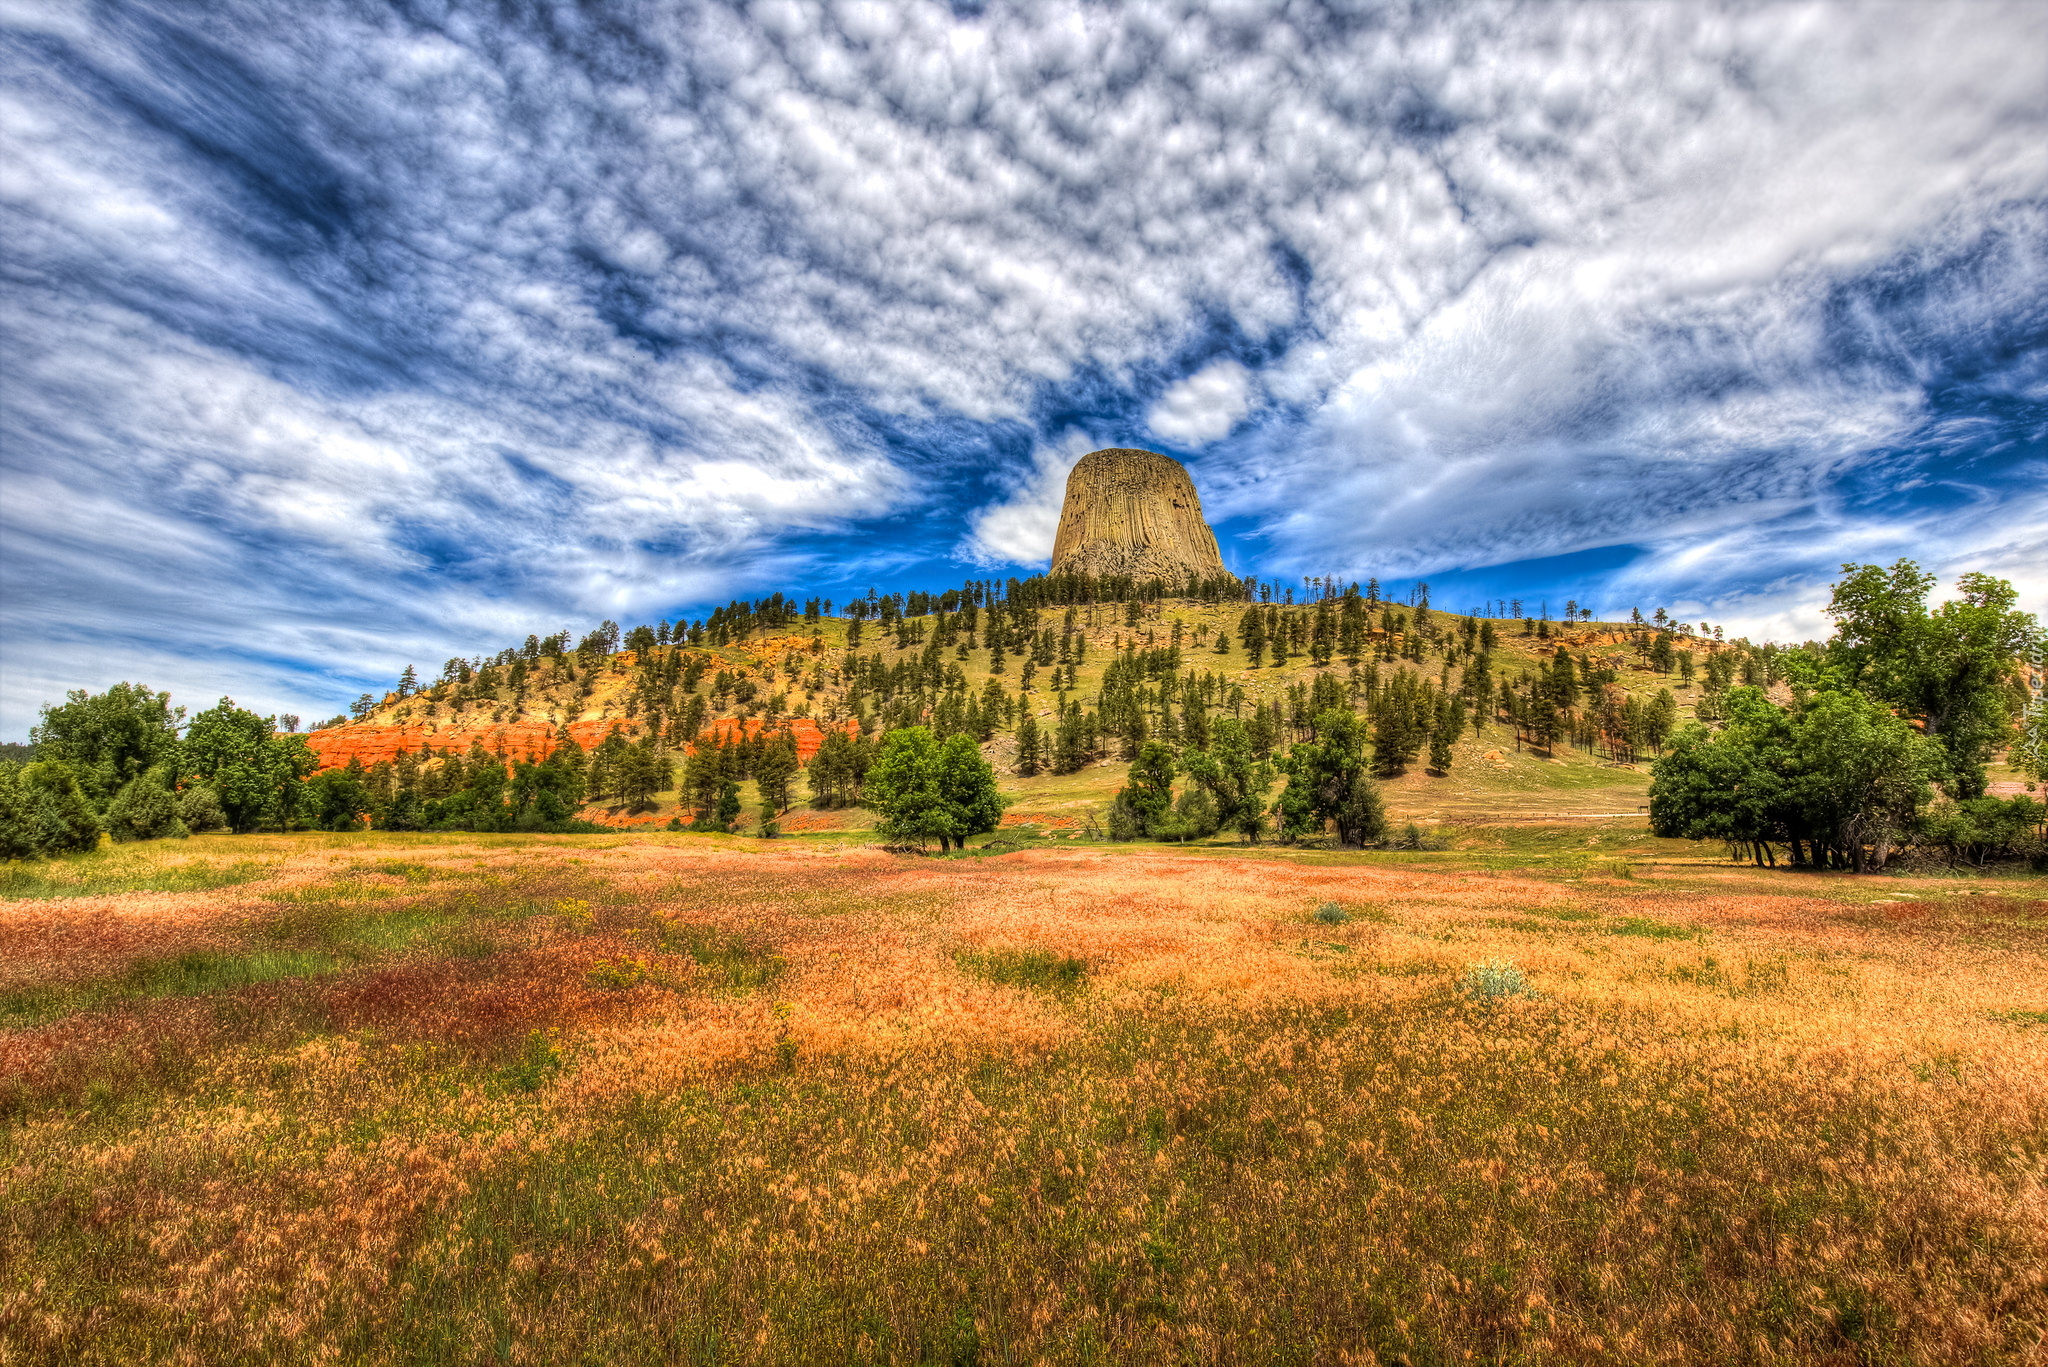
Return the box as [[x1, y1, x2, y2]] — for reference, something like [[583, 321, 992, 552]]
[[1050, 447, 1228, 583]]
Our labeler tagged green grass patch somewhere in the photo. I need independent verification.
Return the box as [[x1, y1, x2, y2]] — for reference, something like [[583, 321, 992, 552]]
[[0, 855, 270, 900], [1514, 903, 1599, 923], [1486, 916, 1580, 934], [1608, 916, 1701, 941], [955, 947, 1089, 995], [0, 948, 340, 1029], [1990, 1009, 2048, 1028], [658, 924, 787, 993]]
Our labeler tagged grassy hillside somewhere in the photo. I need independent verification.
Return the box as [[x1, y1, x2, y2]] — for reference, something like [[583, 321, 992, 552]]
[[337, 597, 1744, 836]]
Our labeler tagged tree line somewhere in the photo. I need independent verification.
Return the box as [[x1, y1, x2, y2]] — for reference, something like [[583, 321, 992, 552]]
[[1649, 562, 2043, 871]]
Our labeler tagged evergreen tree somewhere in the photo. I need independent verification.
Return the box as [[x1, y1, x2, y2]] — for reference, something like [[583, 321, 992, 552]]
[[753, 729, 799, 814], [1339, 594, 1367, 666], [1310, 600, 1337, 665], [1015, 714, 1043, 776], [1427, 723, 1453, 776], [1239, 606, 1266, 667]]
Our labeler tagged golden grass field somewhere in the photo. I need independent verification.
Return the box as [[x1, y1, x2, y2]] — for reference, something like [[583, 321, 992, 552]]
[[3, 831, 2045, 1364]]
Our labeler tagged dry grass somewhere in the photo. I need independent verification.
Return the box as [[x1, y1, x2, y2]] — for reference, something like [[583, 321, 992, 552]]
[[2, 835, 2045, 1364]]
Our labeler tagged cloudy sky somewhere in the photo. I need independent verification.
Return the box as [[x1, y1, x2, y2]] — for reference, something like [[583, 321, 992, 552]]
[[3, 0, 2043, 733]]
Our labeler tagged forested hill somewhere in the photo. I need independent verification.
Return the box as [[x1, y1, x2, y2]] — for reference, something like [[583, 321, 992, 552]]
[[9, 562, 2038, 868], [311, 574, 1746, 788]]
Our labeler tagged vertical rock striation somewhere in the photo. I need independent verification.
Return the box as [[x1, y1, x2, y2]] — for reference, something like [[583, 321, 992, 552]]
[[1049, 447, 1229, 583]]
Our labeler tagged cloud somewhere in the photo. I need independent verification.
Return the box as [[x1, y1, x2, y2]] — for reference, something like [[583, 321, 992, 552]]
[[1, 0, 2044, 730], [961, 431, 1095, 567], [1148, 360, 1254, 446]]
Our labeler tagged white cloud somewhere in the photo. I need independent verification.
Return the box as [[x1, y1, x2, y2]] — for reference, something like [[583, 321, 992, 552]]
[[961, 432, 1095, 567], [1148, 360, 1255, 446]]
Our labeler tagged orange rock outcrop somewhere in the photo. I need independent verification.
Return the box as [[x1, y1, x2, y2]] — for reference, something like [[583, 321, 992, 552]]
[[306, 715, 857, 772], [304, 720, 634, 770]]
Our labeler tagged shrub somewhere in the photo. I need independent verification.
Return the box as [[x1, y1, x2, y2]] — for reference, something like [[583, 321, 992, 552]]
[[106, 769, 189, 843], [1459, 958, 1535, 1002], [177, 782, 228, 833], [1312, 901, 1351, 925], [0, 761, 101, 859]]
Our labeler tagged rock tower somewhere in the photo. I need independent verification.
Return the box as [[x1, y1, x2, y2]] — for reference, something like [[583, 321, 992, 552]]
[[1049, 447, 1229, 583]]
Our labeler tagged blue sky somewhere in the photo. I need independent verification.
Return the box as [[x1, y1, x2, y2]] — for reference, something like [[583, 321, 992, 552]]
[[2, 0, 2043, 734]]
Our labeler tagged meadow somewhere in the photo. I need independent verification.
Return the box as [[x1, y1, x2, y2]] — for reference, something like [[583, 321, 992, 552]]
[[3, 830, 2045, 1364]]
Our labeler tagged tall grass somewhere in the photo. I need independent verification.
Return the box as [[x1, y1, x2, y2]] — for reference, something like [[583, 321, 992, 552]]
[[0, 853, 269, 899], [1, 835, 2043, 1363]]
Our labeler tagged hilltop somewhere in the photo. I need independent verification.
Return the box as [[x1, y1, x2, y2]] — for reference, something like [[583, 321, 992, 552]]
[[306, 581, 1745, 837]]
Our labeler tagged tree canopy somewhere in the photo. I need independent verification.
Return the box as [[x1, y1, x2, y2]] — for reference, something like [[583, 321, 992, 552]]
[[865, 727, 1006, 851]]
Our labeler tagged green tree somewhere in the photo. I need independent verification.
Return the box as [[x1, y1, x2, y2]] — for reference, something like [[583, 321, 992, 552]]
[[1338, 593, 1367, 667], [753, 729, 800, 814], [1649, 711, 1793, 867], [1825, 561, 2038, 796], [30, 682, 184, 808], [1309, 600, 1337, 665], [1109, 741, 1177, 840], [1014, 713, 1043, 777], [1276, 709, 1387, 847], [1239, 607, 1267, 667], [1786, 688, 1941, 870], [808, 728, 874, 808], [304, 761, 374, 832], [177, 782, 228, 834], [183, 699, 315, 833], [1182, 717, 1277, 844], [1651, 686, 1940, 870], [1426, 723, 1453, 776], [866, 727, 1006, 851]]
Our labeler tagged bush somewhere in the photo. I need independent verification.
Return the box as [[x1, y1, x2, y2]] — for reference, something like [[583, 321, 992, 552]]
[[1152, 786, 1221, 842], [105, 769, 189, 842], [177, 782, 228, 833], [1312, 901, 1351, 925], [1459, 958, 1535, 1002], [0, 761, 102, 860], [1914, 796, 2045, 869]]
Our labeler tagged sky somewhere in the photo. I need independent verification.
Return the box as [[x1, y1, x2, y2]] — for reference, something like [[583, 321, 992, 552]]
[[2, 0, 2044, 735]]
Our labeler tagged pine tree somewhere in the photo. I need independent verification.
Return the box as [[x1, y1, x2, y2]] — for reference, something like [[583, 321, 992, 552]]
[[1310, 601, 1337, 666], [1239, 606, 1266, 667], [1015, 714, 1043, 776], [753, 729, 799, 814], [1339, 594, 1366, 666]]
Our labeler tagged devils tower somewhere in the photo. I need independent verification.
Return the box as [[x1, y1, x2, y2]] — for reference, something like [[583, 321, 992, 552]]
[[1049, 447, 1229, 583]]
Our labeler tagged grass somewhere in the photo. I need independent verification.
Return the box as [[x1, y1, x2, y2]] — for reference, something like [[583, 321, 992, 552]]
[[1608, 914, 1703, 941], [0, 851, 269, 899], [955, 946, 1091, 995], [1, 831, 2043, 1363], [658, 921, 788, 993], [0, 947, 341, 1029]]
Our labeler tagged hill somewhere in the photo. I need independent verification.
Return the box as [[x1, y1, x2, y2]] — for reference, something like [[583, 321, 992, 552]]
[[307, 581, 1744, 836]]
